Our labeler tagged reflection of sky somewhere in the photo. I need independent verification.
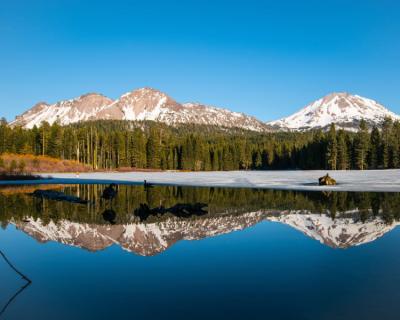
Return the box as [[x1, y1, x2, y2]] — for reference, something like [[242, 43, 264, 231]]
[[1, 222, 400, 319]]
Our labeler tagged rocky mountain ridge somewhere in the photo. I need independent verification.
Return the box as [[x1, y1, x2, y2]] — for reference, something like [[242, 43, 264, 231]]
[[10, 88, 269, 132]]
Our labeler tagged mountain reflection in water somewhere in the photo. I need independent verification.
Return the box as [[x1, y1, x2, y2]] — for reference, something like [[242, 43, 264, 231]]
[[1, 184, 400, 256]]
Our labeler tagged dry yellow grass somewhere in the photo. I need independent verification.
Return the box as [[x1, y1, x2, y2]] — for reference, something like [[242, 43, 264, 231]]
[[0, 153, 91, 173]]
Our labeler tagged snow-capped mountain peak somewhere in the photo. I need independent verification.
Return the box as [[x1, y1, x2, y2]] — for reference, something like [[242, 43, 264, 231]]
[[11, 93, 113, 129], [10, 87, 270, 132], [268, 92, 400, 131], [113, 87, 183, 121]]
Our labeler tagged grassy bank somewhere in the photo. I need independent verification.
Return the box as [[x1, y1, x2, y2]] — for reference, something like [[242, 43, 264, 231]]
[[0, 153, 91, 175]]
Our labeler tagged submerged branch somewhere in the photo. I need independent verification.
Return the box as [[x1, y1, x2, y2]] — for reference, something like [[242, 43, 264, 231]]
[[0, 250, 31, 283], [0, 250, 32, 318]]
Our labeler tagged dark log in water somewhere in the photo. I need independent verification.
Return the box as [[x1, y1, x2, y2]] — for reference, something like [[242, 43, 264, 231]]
[[32, 190, 89, 204]]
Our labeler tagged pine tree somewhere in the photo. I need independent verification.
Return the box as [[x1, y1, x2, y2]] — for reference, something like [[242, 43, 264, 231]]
[[40, 122, 51, 156], [336, 129, 348, 170], [47, 123, 63, 158], [354, 120, 369, 170], [326, 123, 337, 170], [381, 117, 393, 168], [146, 129, 160, 169], [391, 121, 400, 168], [130, 129, 146, 168], [252, 150, 262, 169], [369, 126, 381, 169]]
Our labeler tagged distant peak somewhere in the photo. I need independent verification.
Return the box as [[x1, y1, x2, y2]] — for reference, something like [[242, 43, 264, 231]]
[[33, 101, 50, 107], [78, 92, 109, 99], [132, 87, 164, 95], [268, 92, 400, 131], [326, 92, 351, 97], [119, 87, 168, 100], [321, 92, 352, 102], [136, 87, 162, 93]]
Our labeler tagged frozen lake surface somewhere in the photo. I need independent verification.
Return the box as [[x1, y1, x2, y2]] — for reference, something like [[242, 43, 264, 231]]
[[1, 170, 399, 192]]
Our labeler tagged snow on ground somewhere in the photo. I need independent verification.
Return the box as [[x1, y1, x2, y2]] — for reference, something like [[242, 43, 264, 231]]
[[1, 170, 399, 192]]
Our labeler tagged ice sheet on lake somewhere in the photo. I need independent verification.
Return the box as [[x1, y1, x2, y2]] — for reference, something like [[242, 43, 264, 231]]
[[1, 170, 399, 192]]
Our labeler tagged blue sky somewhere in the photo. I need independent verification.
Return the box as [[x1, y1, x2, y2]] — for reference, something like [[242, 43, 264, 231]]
[[1, 0, 399, 122]]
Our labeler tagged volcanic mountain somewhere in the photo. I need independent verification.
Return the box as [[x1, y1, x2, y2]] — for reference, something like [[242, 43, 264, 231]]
[[10, 88, 270, 132], [268, 92, 400, 131]]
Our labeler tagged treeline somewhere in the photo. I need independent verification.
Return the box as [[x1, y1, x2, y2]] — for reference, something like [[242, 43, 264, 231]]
[[1, 117, 400, 170]]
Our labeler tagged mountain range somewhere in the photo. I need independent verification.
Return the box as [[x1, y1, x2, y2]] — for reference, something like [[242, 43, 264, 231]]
[[10, 88, 269, 131], [9, 88, 400, 131]]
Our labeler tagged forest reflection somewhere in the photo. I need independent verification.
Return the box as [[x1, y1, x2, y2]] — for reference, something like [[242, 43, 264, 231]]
[[1, 184, 400, 225]]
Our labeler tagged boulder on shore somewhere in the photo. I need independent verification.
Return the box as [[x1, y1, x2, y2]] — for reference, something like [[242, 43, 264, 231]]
[[318, 174, 336, 186]]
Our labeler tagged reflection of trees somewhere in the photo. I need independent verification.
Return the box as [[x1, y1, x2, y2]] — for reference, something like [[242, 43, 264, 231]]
[[0, 250, 31, 318], [134, 203, 208, 222], [102, 209, 117, 224], [0, 185, 399, 225]]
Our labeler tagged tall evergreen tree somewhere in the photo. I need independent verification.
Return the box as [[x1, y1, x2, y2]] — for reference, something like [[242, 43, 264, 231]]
[[381, 117, 393, 168], [391, 121, 400, 168], [336, 129, 348, 170], [369, 126, 381, 169], [354, 120, 369, 170], [146, 129, 160, 168], [326, 123, 337, 170]]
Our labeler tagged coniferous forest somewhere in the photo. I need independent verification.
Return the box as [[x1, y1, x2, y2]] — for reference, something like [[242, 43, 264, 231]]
[[1, 117, 400, 171]]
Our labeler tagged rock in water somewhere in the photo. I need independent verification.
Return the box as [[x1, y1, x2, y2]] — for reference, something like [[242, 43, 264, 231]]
[[318, 174, 336, 186]]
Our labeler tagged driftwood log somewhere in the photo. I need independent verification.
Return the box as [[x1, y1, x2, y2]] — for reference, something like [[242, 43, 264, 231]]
[[32, 190, 89, 204]]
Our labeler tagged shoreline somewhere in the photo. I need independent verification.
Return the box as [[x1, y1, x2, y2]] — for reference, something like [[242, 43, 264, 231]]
[[0, 170, 399, 192]]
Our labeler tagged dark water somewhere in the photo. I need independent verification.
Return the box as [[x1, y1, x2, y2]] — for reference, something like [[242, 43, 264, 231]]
[[1, 184, 400, 320]]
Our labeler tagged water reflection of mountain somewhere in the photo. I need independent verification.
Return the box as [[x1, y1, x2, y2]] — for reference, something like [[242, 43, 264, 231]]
[[1, 185, 400, 255], [14, 212, 267, 256]]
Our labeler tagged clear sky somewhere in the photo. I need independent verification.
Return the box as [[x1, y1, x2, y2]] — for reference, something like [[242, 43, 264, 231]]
[[1, 0, 399, 122]]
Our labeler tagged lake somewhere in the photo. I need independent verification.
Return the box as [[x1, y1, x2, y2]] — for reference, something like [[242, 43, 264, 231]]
[[1, 184, 400, 320]]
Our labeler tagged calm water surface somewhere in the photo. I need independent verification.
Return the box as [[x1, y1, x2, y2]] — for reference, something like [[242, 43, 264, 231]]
[[1, 184, 400, 320]]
